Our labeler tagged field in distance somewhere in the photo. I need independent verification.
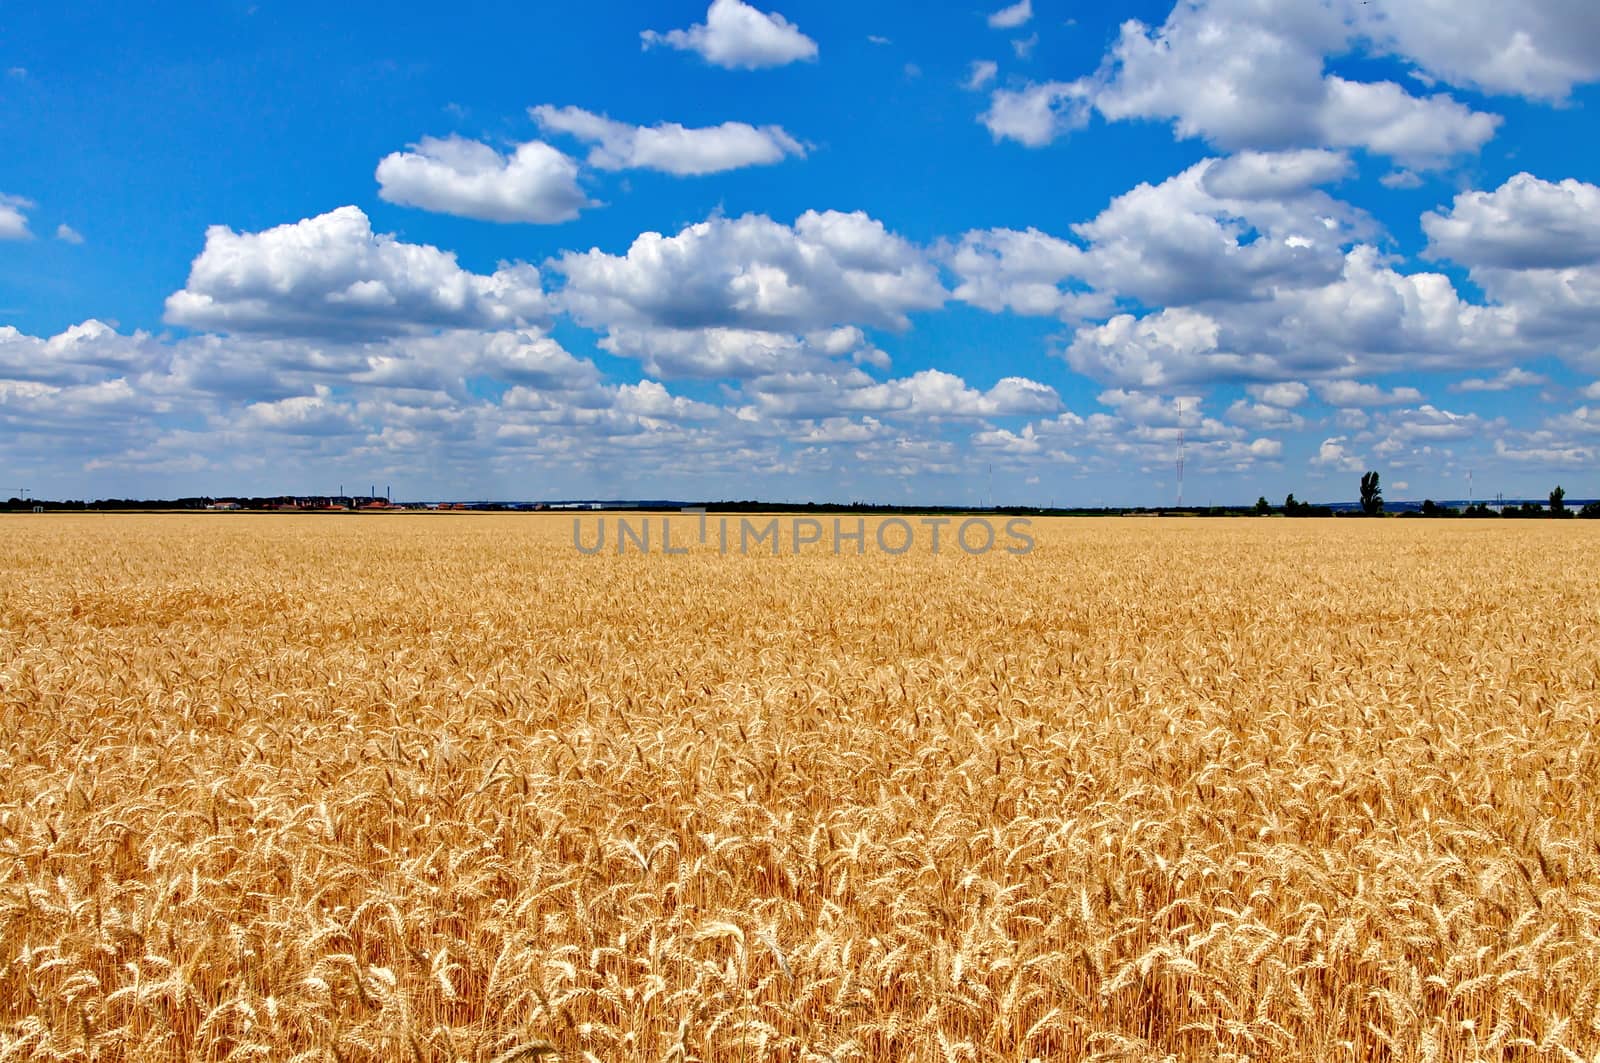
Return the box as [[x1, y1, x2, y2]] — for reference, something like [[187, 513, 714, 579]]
[[2, 514, 1598, 1062]]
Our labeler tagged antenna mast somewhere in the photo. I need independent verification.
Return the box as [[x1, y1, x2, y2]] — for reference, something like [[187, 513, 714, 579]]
[[1176, 399, 1185, 509]]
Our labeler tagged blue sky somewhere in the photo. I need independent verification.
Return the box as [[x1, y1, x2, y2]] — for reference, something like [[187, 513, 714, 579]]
[[3, 0, 1599, 504]]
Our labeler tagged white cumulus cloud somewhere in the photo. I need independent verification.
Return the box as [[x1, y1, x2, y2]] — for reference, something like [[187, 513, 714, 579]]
[[375, 135, 589, 224], [1423, 173, 1600, 271], [555, 210, 945, 334], [1313, 436, 1364, 471], [641, 0, 818, 70], [1247, 381, 1310, 408], [996, 0, 1501, 165], [1314, 380, 1425, 407], [0, 194, 33, 240], [980, 81, 1091, 146], [531, 105, 804, 176], [1452, 367, 1547, 392], [988, 0, 1032, 30], [1355, 0, 1600, 102], [164, 206, 546, 339]]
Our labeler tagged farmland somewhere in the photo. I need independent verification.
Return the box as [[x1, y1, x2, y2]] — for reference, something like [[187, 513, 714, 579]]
[[1, 514, 1598, 1061]]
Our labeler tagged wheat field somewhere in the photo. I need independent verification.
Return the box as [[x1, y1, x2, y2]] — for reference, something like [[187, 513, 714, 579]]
[[1, 514, 1598, 1062]]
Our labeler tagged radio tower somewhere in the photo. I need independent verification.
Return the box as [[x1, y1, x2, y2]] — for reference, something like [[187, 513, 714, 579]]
[[1176, 399, 1186, 509]]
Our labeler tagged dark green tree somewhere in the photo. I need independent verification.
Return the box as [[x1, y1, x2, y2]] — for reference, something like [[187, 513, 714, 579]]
[[1550, 485, 1567, 516], [1359, 471, 1383, 516], [1255, 496, 1271, 515]]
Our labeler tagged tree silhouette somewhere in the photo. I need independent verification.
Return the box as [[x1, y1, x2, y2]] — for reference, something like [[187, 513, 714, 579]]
[[1550, 485, 1567, 516], [1359, 471, 1383, 516], [1255, 496, 1271, 515]]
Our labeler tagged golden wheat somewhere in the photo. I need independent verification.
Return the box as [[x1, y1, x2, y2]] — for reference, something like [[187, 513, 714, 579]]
[[1, 514, 1598, 1061]]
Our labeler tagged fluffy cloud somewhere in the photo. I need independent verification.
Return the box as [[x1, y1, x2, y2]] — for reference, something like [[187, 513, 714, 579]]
[[1367, 405, 1484, 454], [1097, 387, 1209, 425], [0, 194, 32, 239], [164, 207, 546, 339], [950, 156, 1581, 390], [235, 390, 364, 437], [1546, 405, 1600, 437], [1493, 435, 1595, 466], [599, 325, 883, 380], [1421, 174, 1600, 349], [1093, 1, 1498, 164], [951, 154, 1363, 320], [1355, 0, 1600, 101], [530, 105, 804, 176], [1452, 367, 1547, 392], [1380, 170, 1424, 190], [1424, 174, 1600, 271], [452, 330, 602, 391], [0, 320, 161, 385], [1068, 158, 1362, 306], [743, 367, 1060, 420], [1314, 380, 1425, 407], [987, 0, 1032, 30], [1247, 381, 1310, 407], [641, 0, 818, 70], [992, 0, 1501, 165], [1226, 400, 1306, 431], [980, 82, 1091, 146], [555, 210, 945, 334], [1313, 436, 1364, 471], [165, 327, 602, 403], [1200, 150, 1353, 200], [612, 380, 723, 422], [946, 227, 1093, 318], [1064, 309, 1273, 388], [978, 392, 1288, 476], [1274, 248, 1517, 362], [0, 379, 168, 441], [55, 223, 84, 245], [1059, 246, 1522, 387], [375, 135, 589, 223]]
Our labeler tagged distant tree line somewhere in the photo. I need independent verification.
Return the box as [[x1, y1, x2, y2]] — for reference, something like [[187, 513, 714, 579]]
[[1251, 473, 1598, 518], [1406, 484, 1593, 518], [7, 477, 1598, 517]]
